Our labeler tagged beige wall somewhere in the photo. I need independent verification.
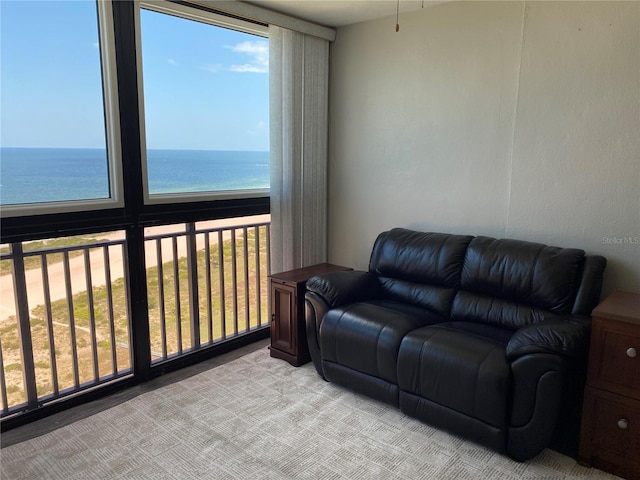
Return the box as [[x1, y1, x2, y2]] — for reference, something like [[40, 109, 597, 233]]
[[327, 1, 640, 296]]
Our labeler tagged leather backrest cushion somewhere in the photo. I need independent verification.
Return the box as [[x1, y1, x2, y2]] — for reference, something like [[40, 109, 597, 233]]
[[451, 291, 559, 330], [378, 277, 456, 317], [369, 229, 473, 288], [461, 236, 585, 314]]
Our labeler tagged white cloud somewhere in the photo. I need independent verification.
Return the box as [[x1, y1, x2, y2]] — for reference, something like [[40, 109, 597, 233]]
[[167, 58, 177, 65], [229, 64, 267, 73], [228, 40, 268, 73]]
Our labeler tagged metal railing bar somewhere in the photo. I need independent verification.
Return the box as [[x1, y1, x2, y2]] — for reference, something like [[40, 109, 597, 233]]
[[0, 337, 9, 415], [155, 238, 167, 361], [266, 224, 271, 329], [230, 229, 238, 336], [120, 241, 134, 369], [14, 239, 127, 258], [172, 237, 182, 355], [40, 255, 59, 395], [143, 222, 270, 242], [204, 232, 213, 345], [186, 223, 200, 350], [103, 246, 118, 374], [10, 243, 38, 408], [3, 370, 136, 416], [197, 221, 271, 233], [83, 250, 100, 382], [62, 251, 80, 388], [254, 226, 261, 328], [266, 224, 271, 276], [217, 230, 226, 341], [243, 227, 250, 332]]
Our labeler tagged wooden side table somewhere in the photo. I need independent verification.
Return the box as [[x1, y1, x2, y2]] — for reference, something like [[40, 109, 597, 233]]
[[269, 263, 352, 367], [579, 291, 640, 480]]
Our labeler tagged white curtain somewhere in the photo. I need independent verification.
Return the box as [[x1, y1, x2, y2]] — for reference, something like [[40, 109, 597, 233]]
[[269, 26, 330, 274]]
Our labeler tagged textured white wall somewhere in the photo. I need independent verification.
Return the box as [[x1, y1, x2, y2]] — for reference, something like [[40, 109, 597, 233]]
[[327, 1, 640, 296]]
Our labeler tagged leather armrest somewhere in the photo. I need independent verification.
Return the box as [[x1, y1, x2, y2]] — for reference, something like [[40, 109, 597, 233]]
[[506, 316, 591, 361], [305, 270, 380, 308]]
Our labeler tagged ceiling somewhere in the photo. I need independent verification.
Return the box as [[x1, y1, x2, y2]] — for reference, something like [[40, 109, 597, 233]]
[[245, 1, 442, 28]]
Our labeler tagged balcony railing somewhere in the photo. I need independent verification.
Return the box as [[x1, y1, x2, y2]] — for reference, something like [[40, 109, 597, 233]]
[[144, 218, 270, 362], [0, 216, 270, 418]]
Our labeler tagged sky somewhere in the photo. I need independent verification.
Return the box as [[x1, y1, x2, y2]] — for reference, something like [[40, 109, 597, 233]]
[[0, 0, 270, 152]]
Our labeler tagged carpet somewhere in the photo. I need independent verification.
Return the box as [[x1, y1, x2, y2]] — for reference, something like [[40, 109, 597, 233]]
[[0, 347, 621, 479]]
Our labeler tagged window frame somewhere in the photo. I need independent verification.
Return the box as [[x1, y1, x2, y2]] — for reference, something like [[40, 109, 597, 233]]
[[135, 0, 270, 206], [0, 0, 124, 219]]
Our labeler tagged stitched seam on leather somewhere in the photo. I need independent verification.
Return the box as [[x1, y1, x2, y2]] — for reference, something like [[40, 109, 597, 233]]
[[332, 307, 350, 364], [374, 324, 384, 379], [474, 346, 497, 422], [417, 337, 429, 396]]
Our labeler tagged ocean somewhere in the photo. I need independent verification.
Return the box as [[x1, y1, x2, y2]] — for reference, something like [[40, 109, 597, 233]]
[[0, 148, 270, 205]]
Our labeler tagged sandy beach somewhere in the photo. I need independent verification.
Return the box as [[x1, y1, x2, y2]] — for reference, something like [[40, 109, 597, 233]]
[[0, 214, 270, 321]]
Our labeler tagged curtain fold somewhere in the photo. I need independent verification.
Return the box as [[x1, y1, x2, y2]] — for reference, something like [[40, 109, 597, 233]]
[[269, 26, 329, 274]]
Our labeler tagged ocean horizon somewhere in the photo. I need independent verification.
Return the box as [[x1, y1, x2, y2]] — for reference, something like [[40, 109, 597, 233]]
[[0, 147, 270, 205]]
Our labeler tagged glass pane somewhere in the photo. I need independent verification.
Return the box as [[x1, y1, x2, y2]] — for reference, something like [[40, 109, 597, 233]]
[[0, 1, 111, 206], [140, 8, 269, 197]]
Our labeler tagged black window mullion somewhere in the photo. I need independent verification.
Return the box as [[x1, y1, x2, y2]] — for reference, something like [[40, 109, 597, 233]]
[[111, 0, 151, 381]]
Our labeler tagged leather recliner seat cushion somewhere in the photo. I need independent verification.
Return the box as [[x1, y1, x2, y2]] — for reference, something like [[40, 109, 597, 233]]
[[398, 324, 511, 432], [320, 302, 429, 405]]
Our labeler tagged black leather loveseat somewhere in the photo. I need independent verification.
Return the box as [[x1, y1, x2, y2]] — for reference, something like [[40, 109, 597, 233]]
[[305, 228, 606, 461]]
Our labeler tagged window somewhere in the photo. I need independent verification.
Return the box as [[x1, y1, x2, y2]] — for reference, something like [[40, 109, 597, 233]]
[[1, 0, 273, 427], [0, 0, 122, 217], [137, 2, 269, 204]]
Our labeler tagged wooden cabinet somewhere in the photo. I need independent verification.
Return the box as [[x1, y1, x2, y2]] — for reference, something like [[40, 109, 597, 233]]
[[269, 263, 351, 367], [579, 291, 640, 480]]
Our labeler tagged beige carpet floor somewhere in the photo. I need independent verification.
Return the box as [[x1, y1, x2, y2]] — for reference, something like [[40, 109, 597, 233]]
[[0, 346, 621, 479]]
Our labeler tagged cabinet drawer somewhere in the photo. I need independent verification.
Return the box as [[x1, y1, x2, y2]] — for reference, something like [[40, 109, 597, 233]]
[[589, 389, 640, 463], [590, 319, 640, 397]]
